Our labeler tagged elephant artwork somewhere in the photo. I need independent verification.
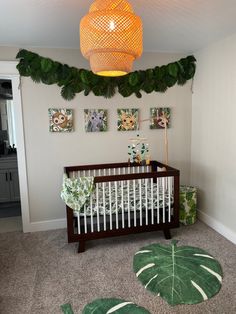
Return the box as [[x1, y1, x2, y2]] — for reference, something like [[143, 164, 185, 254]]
[[84, 109, 108, 132]]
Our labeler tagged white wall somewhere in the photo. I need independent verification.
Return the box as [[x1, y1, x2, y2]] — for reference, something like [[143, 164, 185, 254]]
[[0, 47, 192, 226], [191, 33, 236, 243]]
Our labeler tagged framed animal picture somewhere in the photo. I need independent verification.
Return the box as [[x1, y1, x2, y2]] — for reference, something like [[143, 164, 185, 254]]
[[48, 108, 73, 132], [84, 109, 108, 132], [150, 107, 171, 129], [117, 108, 139, 131]]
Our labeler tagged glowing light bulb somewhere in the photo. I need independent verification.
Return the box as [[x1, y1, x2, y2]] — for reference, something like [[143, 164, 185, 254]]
[[109, 20, 115, 30]]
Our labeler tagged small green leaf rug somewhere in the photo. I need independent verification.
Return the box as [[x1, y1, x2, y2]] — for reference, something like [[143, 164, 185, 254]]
[[61, 299, 150, 314], [61, 303, 74, 314], [133, 241, 223, 305], [82, 298, 150, 314]]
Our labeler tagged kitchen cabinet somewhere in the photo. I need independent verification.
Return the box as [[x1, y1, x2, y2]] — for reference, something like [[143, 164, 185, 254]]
[[0, 156, 20, 202]]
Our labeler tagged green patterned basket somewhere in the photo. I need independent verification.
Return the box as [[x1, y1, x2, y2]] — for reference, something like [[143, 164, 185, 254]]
[[180, 185, 197, 225]]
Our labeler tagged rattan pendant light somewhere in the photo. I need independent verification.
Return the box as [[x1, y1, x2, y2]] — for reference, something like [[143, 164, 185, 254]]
[[80, 0, 143, 77]]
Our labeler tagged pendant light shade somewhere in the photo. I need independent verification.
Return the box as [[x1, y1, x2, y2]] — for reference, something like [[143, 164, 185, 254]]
[[80, 0, 143, 77]]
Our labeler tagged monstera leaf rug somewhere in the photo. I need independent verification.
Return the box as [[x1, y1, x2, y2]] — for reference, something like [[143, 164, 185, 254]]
[[61, 299, 150, 314], [61, 303, 74, 314], [133, 241, 223, 306]]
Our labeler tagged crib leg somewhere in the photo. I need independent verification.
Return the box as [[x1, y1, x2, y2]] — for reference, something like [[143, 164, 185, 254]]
[[163, 229, 171, 240], [78, 240, 85, 253]]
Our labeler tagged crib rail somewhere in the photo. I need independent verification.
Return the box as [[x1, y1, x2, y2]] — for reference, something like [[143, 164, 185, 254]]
[[65, 160, 176, 176], [75, 176, 174, 232], [64, 161, 179, 251]]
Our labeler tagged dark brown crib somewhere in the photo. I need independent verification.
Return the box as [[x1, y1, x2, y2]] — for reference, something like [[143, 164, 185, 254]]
[[64, 161, 180, 253]]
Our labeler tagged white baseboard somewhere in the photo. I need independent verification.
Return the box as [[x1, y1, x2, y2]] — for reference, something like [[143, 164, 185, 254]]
[[197, 210, 236, 245], [21, 210, 236, 244], [24, 218, 67, 233]]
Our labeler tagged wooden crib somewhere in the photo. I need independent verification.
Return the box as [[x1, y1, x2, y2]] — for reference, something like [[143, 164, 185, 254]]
[[63, 161, 180, 253]]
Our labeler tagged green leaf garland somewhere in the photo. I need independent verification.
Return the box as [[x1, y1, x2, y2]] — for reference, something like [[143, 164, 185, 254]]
[[133, 241, 223, 306], [16, 49, 196, 100]]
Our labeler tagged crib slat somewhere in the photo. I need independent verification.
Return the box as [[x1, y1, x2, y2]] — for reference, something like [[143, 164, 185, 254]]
[[157, 178, 160, 224], [127, 180, 130, 228], [145, 178, 148, 225], [115, 181, 118, 229], [133, 180, 137, 227], [90, 195, 94, 233], [121, 181, 125, 228], [151, 178, 154, 224], [84, 207, 87, 234], [109, 181, 112, 230], [162, 177, 165, 223], [168, 177, 171, 222], [77, 213, 81, 235], [139, 179, 142, 226], [96, 184, 100, 232], [103, 182, 106, 231]]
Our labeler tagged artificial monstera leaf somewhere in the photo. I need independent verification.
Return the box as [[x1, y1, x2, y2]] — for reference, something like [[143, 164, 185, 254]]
[[61, 85, 76, 101], [82, 298, 150, 314], [154, 81, 168, 93], [128, 71, 140, 86], [40, 58, 53, 73], [118, 84, 134, 97], [168, 63, 178, 78], [133, 241, 223, 306]]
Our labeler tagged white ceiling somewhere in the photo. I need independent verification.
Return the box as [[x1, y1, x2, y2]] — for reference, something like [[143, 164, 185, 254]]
[[0, 0, 236, 53]]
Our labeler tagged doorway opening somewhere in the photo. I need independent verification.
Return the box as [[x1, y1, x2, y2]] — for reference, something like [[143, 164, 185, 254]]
[[0, 78, 22, 232], [0, 61, 30, 233]]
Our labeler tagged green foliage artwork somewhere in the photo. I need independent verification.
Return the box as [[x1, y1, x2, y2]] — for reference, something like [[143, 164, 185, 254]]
[[16, 49, 196, 101], [133, 241, 223, 306], [82, 298, 150, 314]]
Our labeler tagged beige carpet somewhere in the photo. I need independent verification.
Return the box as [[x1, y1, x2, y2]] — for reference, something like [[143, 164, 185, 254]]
[[0, 220, 235, 314]]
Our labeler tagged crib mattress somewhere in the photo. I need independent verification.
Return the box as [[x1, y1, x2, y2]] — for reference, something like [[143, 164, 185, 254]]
[[75, 182, 173, 216]]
